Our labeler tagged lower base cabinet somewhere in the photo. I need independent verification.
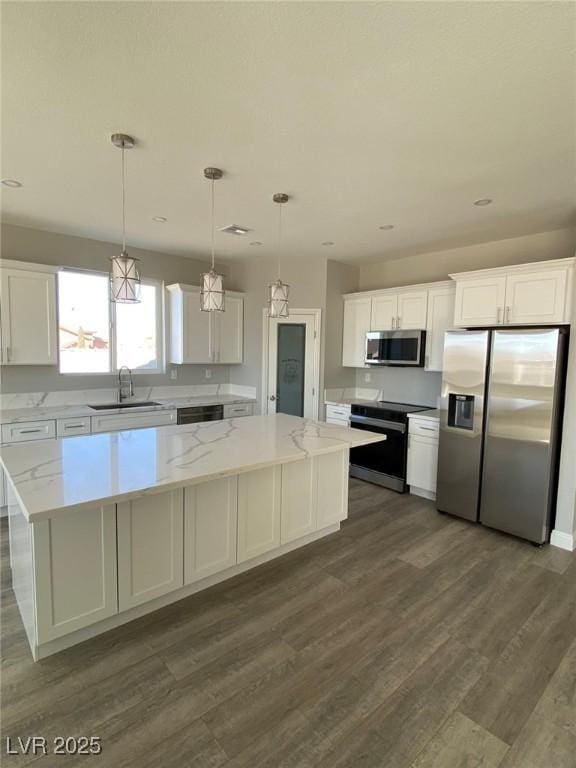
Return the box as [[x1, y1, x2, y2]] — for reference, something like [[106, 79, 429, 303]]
[[316, 450, 349, 528], [34, 505, 118, 643], [237, 466, 282, 563], [281, 459, 316, 543], [117, 490, 184, 611], [184, 477, 238, 584]]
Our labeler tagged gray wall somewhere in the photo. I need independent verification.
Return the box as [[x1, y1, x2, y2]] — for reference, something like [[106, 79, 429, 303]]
[[359, 228, 576, 289], [325, 260, 359, 389], [0, 224, 230, 393], [356, 368, 441, 408]]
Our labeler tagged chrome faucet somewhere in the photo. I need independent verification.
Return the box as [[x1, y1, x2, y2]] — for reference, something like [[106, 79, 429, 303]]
[[118, 366, 134, 402]]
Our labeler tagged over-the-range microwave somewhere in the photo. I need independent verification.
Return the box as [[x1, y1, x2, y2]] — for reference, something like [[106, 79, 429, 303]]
[[365, 329, 426, 366]]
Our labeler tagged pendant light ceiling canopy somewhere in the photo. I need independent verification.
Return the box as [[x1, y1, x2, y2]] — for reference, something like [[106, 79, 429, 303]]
[[268, 192, 290, 318], [110, 133, 141, 304], [200, 166, 225, 312]]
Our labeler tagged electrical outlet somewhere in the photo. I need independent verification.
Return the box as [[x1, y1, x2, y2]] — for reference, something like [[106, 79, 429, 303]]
[[364, 372, 371, 383], [170, 368, 178, 380], [205, 369, 212, 379]]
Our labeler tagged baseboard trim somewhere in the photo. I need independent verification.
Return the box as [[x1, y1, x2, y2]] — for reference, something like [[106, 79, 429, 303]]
[[550, 529, 575, 551]]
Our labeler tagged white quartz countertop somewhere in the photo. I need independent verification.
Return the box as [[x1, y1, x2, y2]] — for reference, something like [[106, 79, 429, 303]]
[[0, 395, 256, 424], [407, 409, 440, 421], [0, 414, 385, 522]]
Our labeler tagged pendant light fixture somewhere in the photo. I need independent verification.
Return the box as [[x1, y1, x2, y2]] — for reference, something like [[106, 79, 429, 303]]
[[268, 193, 290, 318], [110, 133, 141, 303], [200, 167, 225, 312]]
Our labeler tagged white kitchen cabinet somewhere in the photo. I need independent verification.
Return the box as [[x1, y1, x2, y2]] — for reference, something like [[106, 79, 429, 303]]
[[505, 269, 569, 325], [216, 295, 244, 363], [56, 416, 91, 437], [0, 268, 58, 366], [453, 276, 507, 327], [451, 258, 574, 328], [0, 468, 6, 510], [397, 290, 428, 329], [407, 417, 439, 500], [2, 420, 56, 444], [34, 505, 118, 643], [90, 409, 176, 433], [184, 477, 238, 584], [237, 466, 281, 562], [281, 459, 316, 543], [370, 294, 396, 331], [315, 450, 349, 528], [425, 284, 456, 371], [117, 489, 184, 611], [325, 403, 351, 425], [342, 297, 371, 367], [223, 402, 254, 418], [167, 283, 244, 364]]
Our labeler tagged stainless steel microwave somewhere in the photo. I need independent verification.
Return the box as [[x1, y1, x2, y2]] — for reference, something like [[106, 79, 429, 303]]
[[365, 329, 426, 366]]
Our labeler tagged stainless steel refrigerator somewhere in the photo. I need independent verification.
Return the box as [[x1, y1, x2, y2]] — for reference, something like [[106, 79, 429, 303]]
[[436, 328, 568, 544]]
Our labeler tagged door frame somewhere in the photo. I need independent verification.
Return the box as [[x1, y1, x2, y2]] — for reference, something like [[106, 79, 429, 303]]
[[261, 308, 321, 419]]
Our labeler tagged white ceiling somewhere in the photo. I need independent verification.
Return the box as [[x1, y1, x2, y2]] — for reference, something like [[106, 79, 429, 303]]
[[2, 1, 575, 265]]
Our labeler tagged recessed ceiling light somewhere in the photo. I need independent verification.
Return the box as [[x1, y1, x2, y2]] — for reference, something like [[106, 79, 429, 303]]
[[322, 241, 335, 247], [1, 179, 22, 188], [474, 198, 493, 206], [379, 224, 394, 230], [250, 241, 262, 246], [220, 224, 250, 235], [152, 216, 167, 222]]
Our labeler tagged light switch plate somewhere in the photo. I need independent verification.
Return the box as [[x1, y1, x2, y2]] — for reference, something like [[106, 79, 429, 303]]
[[364, 372, 371, 382], [205, 369, 212, 379], [170, 368, 178, 380]]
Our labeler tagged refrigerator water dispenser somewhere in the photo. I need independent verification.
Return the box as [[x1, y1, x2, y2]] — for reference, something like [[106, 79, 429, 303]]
[[448, 394, 475, 431]]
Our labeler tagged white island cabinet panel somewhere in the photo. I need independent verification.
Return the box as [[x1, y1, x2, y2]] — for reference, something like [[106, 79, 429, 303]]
[[184, 477, 238, 584], [315, 450, 349, 528], [34, 505, 118, 643], [237, 466, 281, 562], [117, 489, 184, 610], [281, 459, 316, 543]]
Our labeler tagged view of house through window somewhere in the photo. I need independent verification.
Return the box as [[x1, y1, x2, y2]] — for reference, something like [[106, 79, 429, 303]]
[[58, 271, 163, 374]]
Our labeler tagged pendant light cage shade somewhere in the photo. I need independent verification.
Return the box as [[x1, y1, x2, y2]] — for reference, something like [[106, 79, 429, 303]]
[[110, 133, 141, 303], [200, 268, 225, 312], [268, 279, 290, 318], [110, 252, 141, 303]]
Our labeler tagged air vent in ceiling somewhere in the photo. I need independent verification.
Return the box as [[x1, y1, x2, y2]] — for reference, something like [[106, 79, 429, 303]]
[[220, 224, 250, 235]]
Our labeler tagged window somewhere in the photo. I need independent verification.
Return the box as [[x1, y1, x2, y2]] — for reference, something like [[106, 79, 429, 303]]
[[58, 271, 164, 374]]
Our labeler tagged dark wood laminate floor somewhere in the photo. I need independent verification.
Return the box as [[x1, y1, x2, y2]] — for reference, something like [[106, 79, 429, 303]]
[[1, 480, 575, 768]]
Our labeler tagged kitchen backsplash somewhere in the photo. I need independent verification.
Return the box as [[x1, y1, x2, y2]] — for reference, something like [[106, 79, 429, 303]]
[[338, 367, 443, 407], [0, 383, 257, 411]]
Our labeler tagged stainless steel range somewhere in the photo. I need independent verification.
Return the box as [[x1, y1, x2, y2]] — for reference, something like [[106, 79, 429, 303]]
[[349, 401, 431, 491]]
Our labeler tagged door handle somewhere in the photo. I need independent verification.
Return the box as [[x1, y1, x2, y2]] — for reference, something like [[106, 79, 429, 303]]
[[505, 306, 511, 323], [497, 307, 502, 324], [397, 316, 401, 329], [269, 395, 276, 401], [391, 317, 396, 330]]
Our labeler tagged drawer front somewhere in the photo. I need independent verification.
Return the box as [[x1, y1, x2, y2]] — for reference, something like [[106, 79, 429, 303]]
[[91, 409, 177, 434], [2, 420, 56, 444], [326, 404, 351, 421], [409, 419, 439, 439], [223, 403, 253, 418], [57, 417, 91, 437]]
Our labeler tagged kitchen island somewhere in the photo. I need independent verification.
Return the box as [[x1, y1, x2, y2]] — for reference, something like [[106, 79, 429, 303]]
[[1, 414, 384, 660]]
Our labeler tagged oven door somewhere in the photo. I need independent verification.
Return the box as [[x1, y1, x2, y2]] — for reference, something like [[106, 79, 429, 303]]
[[365, 330, 426, 366], [349, 415, 408, 492]]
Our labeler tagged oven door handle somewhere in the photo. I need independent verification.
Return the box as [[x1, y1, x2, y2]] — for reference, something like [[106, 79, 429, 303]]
[[350, 415, 406, 433]]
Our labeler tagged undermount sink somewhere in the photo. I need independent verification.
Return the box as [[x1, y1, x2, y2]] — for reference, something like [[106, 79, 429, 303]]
[[88, 401, 161, 411]]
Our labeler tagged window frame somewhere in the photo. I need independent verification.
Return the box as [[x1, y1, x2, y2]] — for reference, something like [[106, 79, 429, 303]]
[[57, 268, 166, 376]]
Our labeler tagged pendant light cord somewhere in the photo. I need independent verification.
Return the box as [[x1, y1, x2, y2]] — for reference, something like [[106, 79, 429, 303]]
[[210, 177, 215, 271], [277, 200, 282, 281], [121, 146, 126, 253]]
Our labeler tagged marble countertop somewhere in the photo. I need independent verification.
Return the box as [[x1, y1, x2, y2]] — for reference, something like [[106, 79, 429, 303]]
[[0, 414, 385, 522], [0, 395, 256, 425], [407, 409, 440, 421]]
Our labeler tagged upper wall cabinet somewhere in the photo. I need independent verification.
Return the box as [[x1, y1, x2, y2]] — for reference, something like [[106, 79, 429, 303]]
[[342, 297, 371, 367], [0, 265, 58, 366], [425, 284, 456, 371], [167, 284, 244, 365], [370, 290, 428, 331], [451, 258, 574, 327]]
